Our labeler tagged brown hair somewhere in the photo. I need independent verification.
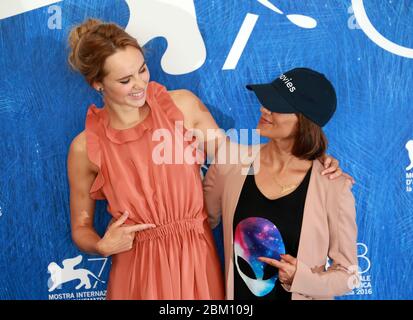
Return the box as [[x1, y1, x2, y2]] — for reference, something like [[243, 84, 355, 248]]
[[68, 18, 144, 85], [291, 114, 328, 160]]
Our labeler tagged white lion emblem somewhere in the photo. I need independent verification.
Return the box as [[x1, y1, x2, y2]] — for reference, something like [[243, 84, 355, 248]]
[[406, 140, 413, 171], [47, 255, 105, 292]]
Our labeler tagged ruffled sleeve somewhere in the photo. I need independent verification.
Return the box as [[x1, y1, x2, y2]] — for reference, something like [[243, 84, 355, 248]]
[[85, 105, 106, 200], [148, 81, 185, 124]]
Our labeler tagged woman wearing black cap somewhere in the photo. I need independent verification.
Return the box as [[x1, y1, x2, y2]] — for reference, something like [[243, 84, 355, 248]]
[[203, 68, 359, 300]]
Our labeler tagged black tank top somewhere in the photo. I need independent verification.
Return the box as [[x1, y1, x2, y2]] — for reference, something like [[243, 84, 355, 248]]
[[233, 166, 312, 300]]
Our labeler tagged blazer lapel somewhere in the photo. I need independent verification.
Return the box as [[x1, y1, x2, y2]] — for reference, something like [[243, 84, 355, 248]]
[[292, 160, 329, 299]]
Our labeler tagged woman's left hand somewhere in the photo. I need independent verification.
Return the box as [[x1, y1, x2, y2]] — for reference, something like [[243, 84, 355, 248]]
[[320, 155, 341, 178], [258, 254, 297, 285], [320, 155, 355, 184]]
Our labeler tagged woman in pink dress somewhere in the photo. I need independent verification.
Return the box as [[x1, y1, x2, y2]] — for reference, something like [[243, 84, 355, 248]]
[[67, 18, 224, 299]]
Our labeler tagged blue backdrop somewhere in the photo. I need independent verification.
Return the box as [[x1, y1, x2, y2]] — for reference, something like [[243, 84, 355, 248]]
[[0, 0, 412, 300]]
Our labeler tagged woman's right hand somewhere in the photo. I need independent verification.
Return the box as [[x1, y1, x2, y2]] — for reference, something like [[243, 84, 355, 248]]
[[96, 211, 156, 257]]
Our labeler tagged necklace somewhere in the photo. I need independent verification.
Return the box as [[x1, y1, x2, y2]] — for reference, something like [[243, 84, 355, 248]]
[[272, 176, 298, 195], [271, 156, 298, 195]]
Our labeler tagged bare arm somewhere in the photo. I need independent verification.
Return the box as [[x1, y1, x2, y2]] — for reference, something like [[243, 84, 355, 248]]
[[67, 131, 103, 255], [169, 89, 225, 161]]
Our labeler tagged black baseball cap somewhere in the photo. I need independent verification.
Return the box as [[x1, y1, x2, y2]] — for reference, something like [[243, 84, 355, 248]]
[[246, 67, 337, 127]]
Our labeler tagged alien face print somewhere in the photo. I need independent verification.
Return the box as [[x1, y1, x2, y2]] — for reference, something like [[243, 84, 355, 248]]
[[234, 217, 285, 297]]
